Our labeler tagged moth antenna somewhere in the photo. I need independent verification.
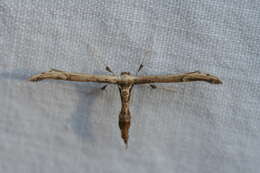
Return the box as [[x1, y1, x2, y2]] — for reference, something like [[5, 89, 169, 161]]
[[136, 49, 153, 75], [50, 68, 65, 72]]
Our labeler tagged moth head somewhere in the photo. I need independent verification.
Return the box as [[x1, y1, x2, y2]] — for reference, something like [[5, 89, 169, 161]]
[[120, 72, 131, 75]]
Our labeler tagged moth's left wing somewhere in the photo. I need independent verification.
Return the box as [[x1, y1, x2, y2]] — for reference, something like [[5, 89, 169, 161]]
[[133, 71, 222, 85]]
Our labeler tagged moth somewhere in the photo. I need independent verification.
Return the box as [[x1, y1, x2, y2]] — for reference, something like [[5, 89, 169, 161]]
[[29, 65, 222, 148]]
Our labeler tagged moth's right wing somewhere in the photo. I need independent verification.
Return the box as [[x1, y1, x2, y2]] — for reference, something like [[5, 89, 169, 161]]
[[29, 69, 118, 84]]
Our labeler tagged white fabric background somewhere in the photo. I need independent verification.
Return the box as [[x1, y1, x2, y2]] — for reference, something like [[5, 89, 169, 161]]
[[0, 0, 259, 172]]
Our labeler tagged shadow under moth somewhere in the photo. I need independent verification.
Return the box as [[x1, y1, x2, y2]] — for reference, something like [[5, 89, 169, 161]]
[[29, 64, 222, 149]]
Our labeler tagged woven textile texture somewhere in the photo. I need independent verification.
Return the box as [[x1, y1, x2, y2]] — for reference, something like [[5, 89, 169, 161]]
[[0, 1, 259, 173]]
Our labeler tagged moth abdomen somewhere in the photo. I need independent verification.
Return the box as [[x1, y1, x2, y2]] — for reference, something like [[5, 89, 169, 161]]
[[119, 110, 131, 148]]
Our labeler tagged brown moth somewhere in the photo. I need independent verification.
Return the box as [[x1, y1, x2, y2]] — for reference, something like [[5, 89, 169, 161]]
[[29, 65, 222, 148]]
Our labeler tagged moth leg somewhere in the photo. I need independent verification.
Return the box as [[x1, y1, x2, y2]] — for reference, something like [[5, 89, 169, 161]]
[[137, 64, 144, 73], [100, 66, 113, 89], [105, 66, 115, 75], [147, 84, 176, 92], [100, 84, 108, 90]]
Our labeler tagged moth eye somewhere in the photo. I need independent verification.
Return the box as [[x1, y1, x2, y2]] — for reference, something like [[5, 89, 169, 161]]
[[206, 74, 210, 76]]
